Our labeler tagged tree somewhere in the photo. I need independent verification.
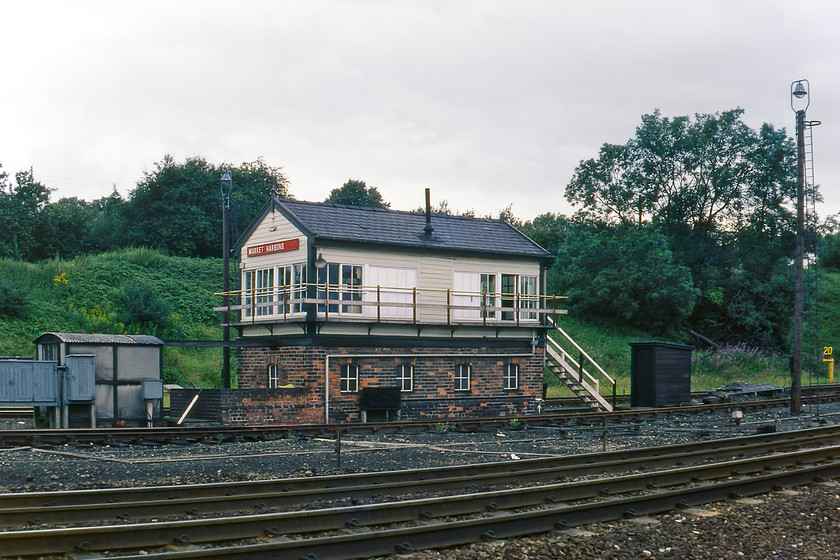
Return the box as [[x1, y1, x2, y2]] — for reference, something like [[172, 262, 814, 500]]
[[565, 109, 798, 348], [566, 143, 650, 226], [325, 179, 390, 208], [0, 168, 52, 259], [553, 225, 696, 331], [121, 155, 290, 258], [31, 189, 129, 260], [30, 197, 100, 260]]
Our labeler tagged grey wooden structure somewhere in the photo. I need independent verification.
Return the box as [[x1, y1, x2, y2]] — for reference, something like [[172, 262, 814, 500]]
[[34, 333, 164, 426], [0, 355, 95, 427]]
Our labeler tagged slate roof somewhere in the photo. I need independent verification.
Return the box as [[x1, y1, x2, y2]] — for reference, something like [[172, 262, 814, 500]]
[[267, 198, 552, 260], [35, 333, 164, 346]]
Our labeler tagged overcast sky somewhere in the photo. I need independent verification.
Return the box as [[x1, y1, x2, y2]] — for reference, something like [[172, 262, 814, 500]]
[[1, 0, 838, 221]]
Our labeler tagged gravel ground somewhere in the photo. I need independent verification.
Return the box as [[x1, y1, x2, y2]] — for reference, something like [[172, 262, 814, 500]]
[[2, 403, 840, 559]]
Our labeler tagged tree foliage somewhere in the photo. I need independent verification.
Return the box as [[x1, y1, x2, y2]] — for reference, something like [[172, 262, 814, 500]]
[[325, 179, 389, 208], [563, 108, 799, 349], [121, 155, 290, 258], [0, 168, 52, 259], [0, 156, 289, 261], [553, 224, 696, 331]]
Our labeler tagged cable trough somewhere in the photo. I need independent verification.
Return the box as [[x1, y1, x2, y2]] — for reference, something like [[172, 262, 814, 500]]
[[2, 426, 839, 558]]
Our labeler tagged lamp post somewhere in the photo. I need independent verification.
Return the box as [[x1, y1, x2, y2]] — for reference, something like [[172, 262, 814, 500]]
[[220, 170, 233, 389], [790, 79, 809, 415]]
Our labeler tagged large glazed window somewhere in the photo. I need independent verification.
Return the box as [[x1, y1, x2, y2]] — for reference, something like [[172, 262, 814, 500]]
[[278, 263, 307, 314], [317, 263, 369, 315], [243, 264, 306, 318], [453, 272, 539, 322], [242, 268, 275, 317]]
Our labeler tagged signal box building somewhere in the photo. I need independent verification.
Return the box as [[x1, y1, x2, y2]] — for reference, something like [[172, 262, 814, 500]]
[[220, 197, 575, 425]]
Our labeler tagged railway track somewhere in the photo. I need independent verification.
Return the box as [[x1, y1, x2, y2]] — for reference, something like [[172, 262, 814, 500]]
[[3, 425, 840, 558], [3, 391, 840, 447]]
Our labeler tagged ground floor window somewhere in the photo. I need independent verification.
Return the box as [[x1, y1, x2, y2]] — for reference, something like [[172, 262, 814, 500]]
[[268, 364, 280, 388], [503, 363, 519, 390], [455, 363, 471, 391], [397, 363, 413, 391], [340, 363, 359, 392]]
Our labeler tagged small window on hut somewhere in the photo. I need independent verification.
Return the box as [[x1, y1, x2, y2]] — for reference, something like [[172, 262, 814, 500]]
[[41, 343, 58, 362], [455, 364, 471, 391], [340, 363, 359, 392]]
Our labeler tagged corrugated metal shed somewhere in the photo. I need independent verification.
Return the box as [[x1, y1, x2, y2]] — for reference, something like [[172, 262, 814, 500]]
[[34, 332, 164, 426]]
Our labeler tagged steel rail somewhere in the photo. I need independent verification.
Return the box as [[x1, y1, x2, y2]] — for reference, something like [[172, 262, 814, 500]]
[[3, 446, 839, 558], [96, 461, 837, 560], [4, 423, 840, 516], [2, 391, 840, 447], [6, 425, 840, 527]]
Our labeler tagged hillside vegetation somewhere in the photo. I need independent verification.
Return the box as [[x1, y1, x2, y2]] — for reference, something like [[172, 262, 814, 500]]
[[0, 248, 833, 392], [0, 248, 226, 387]]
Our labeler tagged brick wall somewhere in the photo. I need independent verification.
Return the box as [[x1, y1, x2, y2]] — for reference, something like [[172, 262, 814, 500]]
[[169, 387, 323, 425], [232, 342, 544, 424]]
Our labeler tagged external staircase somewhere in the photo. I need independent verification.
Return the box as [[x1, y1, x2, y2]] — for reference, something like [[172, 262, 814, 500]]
[[545, 319, 615, 412]]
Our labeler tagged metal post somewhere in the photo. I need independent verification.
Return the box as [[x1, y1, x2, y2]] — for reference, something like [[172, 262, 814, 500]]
[[790, 80, 810, 416], [792, 108, 805, 415], [221, 171, 233, 389]]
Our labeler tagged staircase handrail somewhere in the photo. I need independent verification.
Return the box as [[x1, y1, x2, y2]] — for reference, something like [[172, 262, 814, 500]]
[[545, 341, 613, 411], [547, 318, 615, 387], [545, 337, 600, 392]]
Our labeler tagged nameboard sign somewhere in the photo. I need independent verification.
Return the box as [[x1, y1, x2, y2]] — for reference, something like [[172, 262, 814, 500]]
[[246, 238, 300, 257]]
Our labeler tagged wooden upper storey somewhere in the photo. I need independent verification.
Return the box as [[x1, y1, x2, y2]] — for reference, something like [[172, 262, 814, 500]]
[[222, 198, 563, 336]]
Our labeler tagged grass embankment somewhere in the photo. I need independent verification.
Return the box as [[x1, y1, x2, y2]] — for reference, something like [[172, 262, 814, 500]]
[[1, 250, 836, 396], [0, 248, 227, 387]]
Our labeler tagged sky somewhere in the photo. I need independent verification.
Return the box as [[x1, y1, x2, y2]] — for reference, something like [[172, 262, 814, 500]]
[[1, 0, 838, 222]]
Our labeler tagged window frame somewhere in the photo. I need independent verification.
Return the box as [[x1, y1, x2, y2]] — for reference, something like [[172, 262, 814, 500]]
[[340, 363, 359, 393], [41, 343, 59, 362], [453, 271, 540, 322], [519, 275, 538, 320], [454, 363, 471, 391], [268, 363, 280, 388], [503, 363, 519, 390], [397, 363, 414, 392], [340, 264, 364, 314], [278, 262, 307, 314]]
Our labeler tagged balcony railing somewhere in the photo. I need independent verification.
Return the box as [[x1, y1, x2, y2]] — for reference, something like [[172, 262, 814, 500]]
[[215, 283, 567, 328]]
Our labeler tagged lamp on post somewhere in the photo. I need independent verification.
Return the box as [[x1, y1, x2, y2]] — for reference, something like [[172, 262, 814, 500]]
[[220, 170, 233, 389], [790, 79, 809, 415]]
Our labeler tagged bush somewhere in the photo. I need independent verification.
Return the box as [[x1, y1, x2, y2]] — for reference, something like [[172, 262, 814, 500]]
[[0, 279, 29, 318], [117, 283, 171, 332], [554, 225, 696, 331]]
